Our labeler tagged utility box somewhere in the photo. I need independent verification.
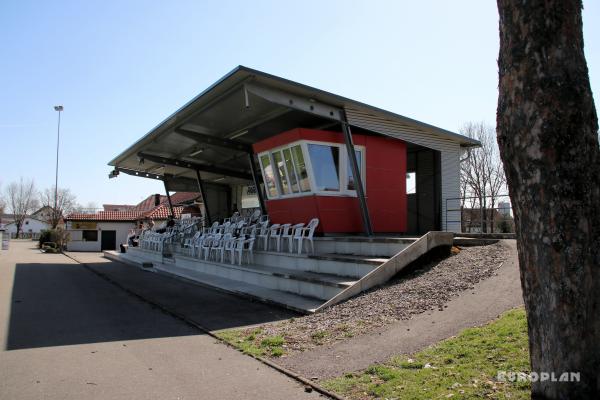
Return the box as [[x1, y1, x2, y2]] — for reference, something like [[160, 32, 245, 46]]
[[0, 228, 8, 251]]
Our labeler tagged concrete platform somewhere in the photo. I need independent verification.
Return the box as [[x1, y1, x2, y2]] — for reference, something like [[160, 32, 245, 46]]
[[106, 232, 452, 313]]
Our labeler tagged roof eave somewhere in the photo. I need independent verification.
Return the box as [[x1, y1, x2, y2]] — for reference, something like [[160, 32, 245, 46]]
[[109, 65, 482, 165]]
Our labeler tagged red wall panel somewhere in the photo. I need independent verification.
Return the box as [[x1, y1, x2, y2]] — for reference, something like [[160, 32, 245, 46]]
[[255, 128, 407, 233]]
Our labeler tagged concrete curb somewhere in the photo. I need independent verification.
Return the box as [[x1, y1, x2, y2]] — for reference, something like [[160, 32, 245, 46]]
[[63, 253, 345, 400]]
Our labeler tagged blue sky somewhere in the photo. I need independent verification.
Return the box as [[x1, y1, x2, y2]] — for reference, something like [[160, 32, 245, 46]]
[[2, 1, 599, 206]]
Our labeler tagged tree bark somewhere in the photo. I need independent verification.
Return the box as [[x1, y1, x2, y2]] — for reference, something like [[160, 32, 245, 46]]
[[496, 1, 600, 398]]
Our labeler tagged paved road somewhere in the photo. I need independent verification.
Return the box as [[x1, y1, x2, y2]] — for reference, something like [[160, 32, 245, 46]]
[[0, 241, 324, 400]]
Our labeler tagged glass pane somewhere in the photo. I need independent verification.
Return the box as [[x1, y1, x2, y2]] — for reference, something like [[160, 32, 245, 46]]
[[291, 145, 311, 192], [260, 154, 278, 198], [347, 149, 363, 190], [307, 144, 340, 191], [283, 148, 300, 193], [273, 151, 291, 195], [406, 172, 416, 194]]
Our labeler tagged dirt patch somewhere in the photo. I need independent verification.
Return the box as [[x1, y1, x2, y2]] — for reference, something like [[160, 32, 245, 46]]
[[236, 242, 510, 357]]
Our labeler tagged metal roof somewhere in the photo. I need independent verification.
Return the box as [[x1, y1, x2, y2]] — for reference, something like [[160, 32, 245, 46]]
[[108, 66, 480, 188]]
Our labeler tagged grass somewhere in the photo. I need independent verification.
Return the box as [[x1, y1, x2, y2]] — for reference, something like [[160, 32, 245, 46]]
[[322, 308, 531, 400], [216, 327, 286, 357]]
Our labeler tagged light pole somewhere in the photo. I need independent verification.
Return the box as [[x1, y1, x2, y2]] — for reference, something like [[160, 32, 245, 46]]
[[53, 105, 63, 214]]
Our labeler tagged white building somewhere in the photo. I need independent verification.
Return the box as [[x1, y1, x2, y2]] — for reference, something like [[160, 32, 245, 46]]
[[4, 216, 50, 238], [65, 201, 184, 252], [65, 216, 138, 252]]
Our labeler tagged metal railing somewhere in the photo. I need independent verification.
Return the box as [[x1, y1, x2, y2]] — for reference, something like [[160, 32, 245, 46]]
[[445, 194, 514, 233]]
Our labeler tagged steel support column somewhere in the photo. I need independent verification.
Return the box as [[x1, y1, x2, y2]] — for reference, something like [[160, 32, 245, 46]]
[[163, 180, 175, 219], [248, 153, 267, 214], [195, 170, 211, 225], [340, 110, 373, 236]]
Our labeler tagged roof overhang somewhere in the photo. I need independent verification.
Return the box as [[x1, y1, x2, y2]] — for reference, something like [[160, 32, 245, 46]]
[[109, 66, 481, 188]]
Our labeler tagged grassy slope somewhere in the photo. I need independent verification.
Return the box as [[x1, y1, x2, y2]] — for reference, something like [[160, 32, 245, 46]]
[[322, 308, 530, 399], [216, 327, 286, 357]]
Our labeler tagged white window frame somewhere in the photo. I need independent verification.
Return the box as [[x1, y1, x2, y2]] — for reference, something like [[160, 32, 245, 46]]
[[257, 139, 366, 200]]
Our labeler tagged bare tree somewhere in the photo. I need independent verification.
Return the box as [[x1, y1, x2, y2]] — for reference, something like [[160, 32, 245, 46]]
[[39, 187, 78, 228], [459, 121, 507, 232], [497, 0, 600, 397], [0, 183, 5, 216], [5, 178, 38, 238]]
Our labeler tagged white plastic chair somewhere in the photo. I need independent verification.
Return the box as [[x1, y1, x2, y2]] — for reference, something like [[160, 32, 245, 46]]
[[227, 237, 244, 265], [269, 223, 288, 252], [211, 233, 232, 262], [192, 233, 207, 257], [183, 232, 201, 256], [295, 218, 319, 254], [283, 223, 304, 253], [246, 224, 257, 238], [243, 238, 255, 264], [256, 222, 271, 250], [209, 221, 219, 234], [235, 220, 246, 235], [249, 209, 261, 224], [229, 237, 255, 265], [201, 233, 220, 260]]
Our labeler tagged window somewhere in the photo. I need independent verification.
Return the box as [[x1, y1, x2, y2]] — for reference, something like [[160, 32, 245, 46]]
[[272, 151, 291, 195], [347, 149, 363, 191], [82, 230, 98, 241], [258, 140, 364, 198], [291, 145, 310, 192], [260, 154, 278, 198], [307, 144, 340, 191], [282, 148, 300, 193], [406, 172, 416, 194]]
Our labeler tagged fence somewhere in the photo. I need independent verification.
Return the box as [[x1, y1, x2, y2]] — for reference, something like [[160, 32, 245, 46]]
[[445, 194, 514, 234], [10, 232, 42, 240]]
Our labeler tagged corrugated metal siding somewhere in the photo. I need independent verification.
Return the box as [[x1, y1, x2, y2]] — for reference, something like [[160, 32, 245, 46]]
[[345, 107, 462, 232]]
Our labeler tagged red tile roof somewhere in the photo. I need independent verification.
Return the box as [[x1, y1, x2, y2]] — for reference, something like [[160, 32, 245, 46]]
[[103, 204, 136, 212], [66, 192, 196, 222], [144, 205, 183, 220], [169, 192, 201, 205], [66, 205, 184, 222], [65, 211, 144, 221], [133, 194, 166, 211]]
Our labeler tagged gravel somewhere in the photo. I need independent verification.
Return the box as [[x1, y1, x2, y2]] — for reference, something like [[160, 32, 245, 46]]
[[250, 242, 510, 356]]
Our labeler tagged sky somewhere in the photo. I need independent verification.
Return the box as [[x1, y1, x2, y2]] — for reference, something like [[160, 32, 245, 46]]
[[1, 0, 599, 207]]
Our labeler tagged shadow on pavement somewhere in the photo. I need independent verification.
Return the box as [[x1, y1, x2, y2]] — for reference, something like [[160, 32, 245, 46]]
[[6, 262, 201, 350], [7, 259, 296, 350], [80, 258, 297, 332]]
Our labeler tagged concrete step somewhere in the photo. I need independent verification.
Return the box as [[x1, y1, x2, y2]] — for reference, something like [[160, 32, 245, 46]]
[[105, 251, 324, 313], [313, 236, 416, 257], [173, 255, 353, 301], [111, 233, 451, 314], [252, 250, 377, 279], [309, 253, 389, 266]]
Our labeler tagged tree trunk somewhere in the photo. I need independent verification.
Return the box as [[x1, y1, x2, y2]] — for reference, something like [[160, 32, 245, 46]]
[[496, 1, 600, 398]]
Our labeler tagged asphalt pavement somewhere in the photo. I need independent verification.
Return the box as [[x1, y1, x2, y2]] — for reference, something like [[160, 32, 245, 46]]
[[0, 240, 324, 400]]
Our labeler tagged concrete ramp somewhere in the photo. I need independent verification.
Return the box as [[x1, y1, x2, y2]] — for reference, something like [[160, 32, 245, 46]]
[[314, 231, 454, 312]]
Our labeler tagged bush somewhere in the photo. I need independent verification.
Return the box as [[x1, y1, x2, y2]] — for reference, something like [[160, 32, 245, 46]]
[[38, 229, 70, 251], [38, 230, 54, 248]]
